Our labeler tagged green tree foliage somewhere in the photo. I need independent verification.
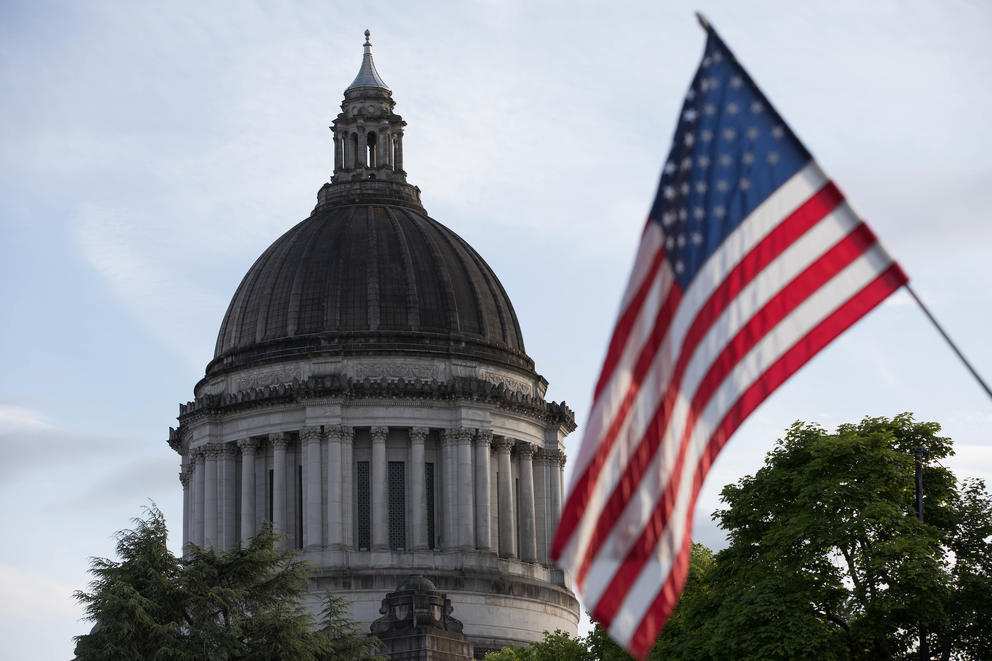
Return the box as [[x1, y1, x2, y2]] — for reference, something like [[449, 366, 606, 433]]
[[491, 415, 991, 661], [698, 414, 992, 660], [74, 505, 382, 661]]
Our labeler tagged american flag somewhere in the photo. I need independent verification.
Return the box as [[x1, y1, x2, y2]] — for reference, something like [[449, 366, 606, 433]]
[[550, 23, 908, 659]]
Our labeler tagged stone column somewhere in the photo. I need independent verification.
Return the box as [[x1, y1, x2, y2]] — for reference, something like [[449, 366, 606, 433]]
[[409, 427, 428, 550], [548, 449, 562, 524], [517, 443, 538, 563], [334, 134, 343, 171], [302, 426, 322, 549], [474, 430, 493, 551], [192, 448, 205, 546], [203, 443, 220, 548], [340, 426, 354, 548], [395, 132, 404, 171], [495, 437, 516, 558], [558, 452, 567, 513], [180, 465, 191, 550], [325, 426, 345, 548], [220, 443, 238, 550], [238, 439, 258, 543], [441, 429, 458, 550], [270, 432, 288, 547], [455, 429, 475, 549], [371, 426, 389, 551]]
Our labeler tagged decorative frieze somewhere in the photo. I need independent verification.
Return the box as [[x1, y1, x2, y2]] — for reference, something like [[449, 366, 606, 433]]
[[177, 375, 576, 435]]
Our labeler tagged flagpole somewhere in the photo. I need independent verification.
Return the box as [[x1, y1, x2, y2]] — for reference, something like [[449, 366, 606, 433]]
[[695, 11, 711, 31], [905, 284, 992, 402]]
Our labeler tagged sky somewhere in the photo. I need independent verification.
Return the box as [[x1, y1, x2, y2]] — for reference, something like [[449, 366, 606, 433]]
[[2, 1, 991, 658]]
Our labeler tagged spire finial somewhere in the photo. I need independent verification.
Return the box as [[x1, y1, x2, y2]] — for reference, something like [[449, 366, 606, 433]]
[[364, 29, 371, 45]]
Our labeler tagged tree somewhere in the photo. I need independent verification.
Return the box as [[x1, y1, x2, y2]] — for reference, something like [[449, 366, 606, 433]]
[[74, 505, 382, 661], [700, 414, 992, 660]]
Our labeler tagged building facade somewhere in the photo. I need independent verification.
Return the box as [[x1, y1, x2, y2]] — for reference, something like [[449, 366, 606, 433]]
[[168, 32, 580, 655]]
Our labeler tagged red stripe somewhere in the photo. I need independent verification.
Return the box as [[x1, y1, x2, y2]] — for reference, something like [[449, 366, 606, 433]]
[[590, 222, 877, 622], [594, 245, 667, 400], [619, 264, 907, 658], [558, 182, 843, 568], [552, 282, 682, 559]]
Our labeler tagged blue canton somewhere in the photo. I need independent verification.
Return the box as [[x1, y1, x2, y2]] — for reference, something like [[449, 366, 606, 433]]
[[649, 31, 812, 289]]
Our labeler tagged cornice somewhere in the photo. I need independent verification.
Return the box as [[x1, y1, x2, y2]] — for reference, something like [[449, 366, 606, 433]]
[[175, 374, 576, 433]]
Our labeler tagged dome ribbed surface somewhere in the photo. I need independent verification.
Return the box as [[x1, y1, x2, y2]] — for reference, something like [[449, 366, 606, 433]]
[[207, 203, 529, 376]]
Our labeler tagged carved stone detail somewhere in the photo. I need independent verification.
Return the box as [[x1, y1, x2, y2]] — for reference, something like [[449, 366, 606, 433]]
[[353, 360, 443, 382], [516, 442, 537, 458], [493, 437, 515, 454], [235, 366, 303, 392], [474, 429, 493, 448], [478, 369, 532, 396], [237, 438, 259, 454], [219, 442, 238, 458], [409, 427, 429, 443], [269, 432, 290, 449], [327, 425, 354, 443], [301, 426, 322, 445], [370, 426, 389, 443]]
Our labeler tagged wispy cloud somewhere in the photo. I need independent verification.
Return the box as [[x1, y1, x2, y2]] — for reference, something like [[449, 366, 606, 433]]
[[0, 564, 79, 617]]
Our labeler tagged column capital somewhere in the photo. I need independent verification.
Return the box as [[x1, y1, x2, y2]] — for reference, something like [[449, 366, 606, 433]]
[[204, 442, 223, 458], [474, 428, 493, 448], [557, 450, 567, 468], [409, 427, 429, 444], [493, 436, 515, 453], [516, 442, 537, 458], [237, 438, 259, 454], [190, 446, 206, 463], [327, 425, 354, 442], [269, 432, 290, 449], [440, 428, 459, 447], [179, 467, 191, 487], [454, 428, 474, 445], [219, 442, 238, 458], [370, 426, 389, 443], [301, 426, 323, 445]]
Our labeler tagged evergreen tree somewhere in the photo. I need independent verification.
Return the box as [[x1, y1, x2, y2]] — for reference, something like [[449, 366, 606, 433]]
[[74, 505, 382, 661]]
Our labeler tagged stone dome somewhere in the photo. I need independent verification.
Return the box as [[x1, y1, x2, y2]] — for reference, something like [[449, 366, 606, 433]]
[[207, 193, 530, 378]]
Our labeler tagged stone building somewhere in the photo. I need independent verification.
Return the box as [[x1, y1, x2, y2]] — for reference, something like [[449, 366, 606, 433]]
[[168, 31, 580, 655]]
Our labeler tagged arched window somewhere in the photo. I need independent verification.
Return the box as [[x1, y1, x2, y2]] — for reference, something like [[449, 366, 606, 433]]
[[367, 131, 377, 168], [350, 133, 360, 168]]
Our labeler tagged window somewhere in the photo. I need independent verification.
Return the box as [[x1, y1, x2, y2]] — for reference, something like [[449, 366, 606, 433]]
[[426, 462, 436, 550], [388, 461, 406, 550], [357, 461, 370, 550]]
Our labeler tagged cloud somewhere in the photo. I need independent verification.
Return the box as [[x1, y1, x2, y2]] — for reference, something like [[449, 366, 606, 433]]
[[0, 404, 135, 482], [0, 564, 79, 617]]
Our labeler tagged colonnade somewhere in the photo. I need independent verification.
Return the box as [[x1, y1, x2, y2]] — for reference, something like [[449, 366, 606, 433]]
[[181, 426, 566, 564]]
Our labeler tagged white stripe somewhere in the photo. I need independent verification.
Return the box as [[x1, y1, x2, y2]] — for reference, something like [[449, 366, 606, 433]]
[[559, 162, 828, 569], [608, 244, 894, 646], [565, 162, 826, 498], [569, 250, 673, 495], [619, 222, 665, 312], [579, 201, 861, 604]]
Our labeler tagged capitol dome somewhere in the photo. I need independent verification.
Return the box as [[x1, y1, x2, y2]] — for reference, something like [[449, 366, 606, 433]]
[[171, 31, 579, 657], [208, 194, 529, 378]]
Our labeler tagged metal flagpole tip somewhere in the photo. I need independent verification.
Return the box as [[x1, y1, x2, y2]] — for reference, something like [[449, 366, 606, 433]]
[[695, 11, 712, 31]]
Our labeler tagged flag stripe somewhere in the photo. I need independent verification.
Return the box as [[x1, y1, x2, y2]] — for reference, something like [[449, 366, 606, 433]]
[[555, 27, 910, 660], [567, 180, 845, 586], [554, 163, 827, 563], [620, 261, 907, 658], [588, 221, 879, 621], [595, 239, 668, 401], [607, 249, 903, 649], [582, 217, 882, 609]]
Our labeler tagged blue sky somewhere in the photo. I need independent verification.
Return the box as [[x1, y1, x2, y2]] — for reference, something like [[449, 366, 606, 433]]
[[2, 1, 991, 657]]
